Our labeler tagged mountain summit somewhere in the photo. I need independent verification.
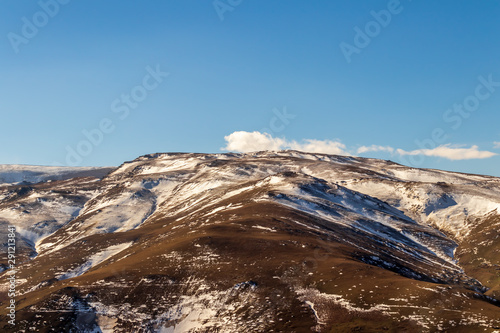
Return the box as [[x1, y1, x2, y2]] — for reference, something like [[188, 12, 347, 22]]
[[1, 151, 499, 332]]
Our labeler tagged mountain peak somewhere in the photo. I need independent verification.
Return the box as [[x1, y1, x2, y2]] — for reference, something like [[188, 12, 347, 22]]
[[1, 152, 499, 331]]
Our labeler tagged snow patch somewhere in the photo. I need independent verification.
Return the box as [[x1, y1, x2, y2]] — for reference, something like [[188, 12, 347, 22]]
[[57, 242, 132, 280]]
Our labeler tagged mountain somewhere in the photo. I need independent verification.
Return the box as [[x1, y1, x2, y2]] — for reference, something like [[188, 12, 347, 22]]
[[0, 165, 114, 186], [0, 151, 499, 332]]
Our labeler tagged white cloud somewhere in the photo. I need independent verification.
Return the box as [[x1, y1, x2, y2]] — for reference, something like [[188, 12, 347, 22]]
[[222, 131, 349, 155], [222, 132, 497, 161], [494, 142, 500, 149], [357, 145, 395, 154], [289, 139, 348, 155], [222, 131, 285, 152], [396, 144, 497, 161]]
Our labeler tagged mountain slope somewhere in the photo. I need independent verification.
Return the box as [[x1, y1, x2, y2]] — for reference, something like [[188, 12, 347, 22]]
[[0, 151, 499, 332], [0, 165, 114, 186]]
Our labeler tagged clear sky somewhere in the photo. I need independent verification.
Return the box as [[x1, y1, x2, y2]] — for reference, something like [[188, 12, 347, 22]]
[[1, 0, 500, 176]]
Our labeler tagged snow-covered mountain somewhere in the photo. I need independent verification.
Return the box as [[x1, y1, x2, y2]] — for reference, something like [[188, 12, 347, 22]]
[[0, 164, 114, 185], [0, 151, 499, 332]]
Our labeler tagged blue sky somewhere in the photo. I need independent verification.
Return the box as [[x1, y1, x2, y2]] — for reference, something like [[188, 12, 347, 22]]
[[1, 0, 499, 176]]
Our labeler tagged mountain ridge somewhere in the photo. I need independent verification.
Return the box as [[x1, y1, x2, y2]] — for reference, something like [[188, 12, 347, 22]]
[[1, 150, 499, 332]]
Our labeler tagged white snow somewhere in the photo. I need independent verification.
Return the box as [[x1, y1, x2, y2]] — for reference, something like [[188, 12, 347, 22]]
[[345, 179, 500, 240], [0, 164, 112, 185], [305, 301, 324, 325], [57, 242, 132, 280], [252, 225, 276, 232]]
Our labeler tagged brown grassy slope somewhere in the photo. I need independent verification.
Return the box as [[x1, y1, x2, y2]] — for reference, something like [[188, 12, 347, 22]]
[[1, 200, 499, 332]]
